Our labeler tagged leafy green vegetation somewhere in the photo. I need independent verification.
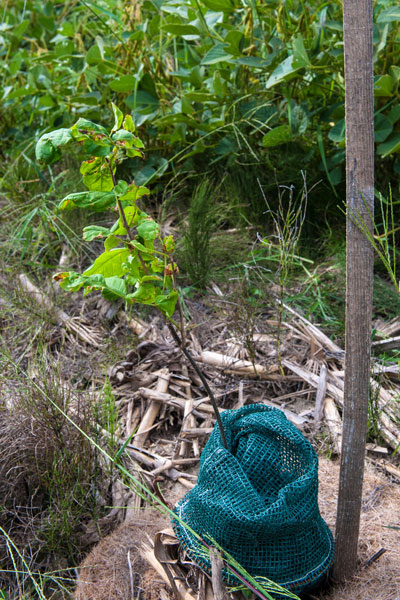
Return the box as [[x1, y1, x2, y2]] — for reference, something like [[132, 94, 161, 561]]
[[36, 104, 180, 320], [2, 0, 400, 216]]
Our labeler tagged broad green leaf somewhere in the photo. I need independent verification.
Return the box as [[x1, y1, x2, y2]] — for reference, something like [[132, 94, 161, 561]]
[[389, 65, 400, 83], [224, 30, 244, 56], [56, 272, 105, 293], [59, 21, 75, 36], [236, 56, 271, 67], [55, 271, 86, 292], [161, 24, 200, 36], [130, 240, 153, 259], [127, 283, 156, 304], [328, 119, 345, 143], [201, 43, 233, 66], [119, 185, 150, 203], [377, 7, 400, 23], [83, 226, 112, 241], [112, 103, 124, 132], [104, 234, 121, 250], [134, 165, 157, 185], [151, 257, 164, 273], [6, 86, 37, 100], [38, 94, 56, 109], [266, 56, 299, 89], [72, 118, 108, 136], [141, 274, 162, 283], [109, 76, 136, 92], [213, 71, 227, 98], [104, 276, 127, 297], [112, 130, 144, 147], [328, 166, 342, 186], [86, 44, 102, 65], [84, 248, 130, 277], [292, 34, 311, 68], [262, 125, 292, 148], [291, 103, 309, 136], [137, 219, 160, 241], [111, 206, 140, 235], [374, 114, 393, 143], [35, 129, 74, 163], [13, 19, 29, 38], [201, 0, 236, 12], [58, 191, 115, 211], [83, 139, 112, 157], [374, 74, 394, 97], [388, 104, 400, 125], [123, 114, 135, 132], [154, 291, 179, 317], [83, 0, 123, 24], [325, 20, 343, 31], [80, 158, 114, 191], [70, 94, 100, 107], [377, 132, 400, 157], [114, 180, 129, 195]]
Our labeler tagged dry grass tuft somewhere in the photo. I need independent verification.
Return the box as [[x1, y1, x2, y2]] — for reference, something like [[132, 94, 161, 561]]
[[0, 365, 113, 593], [75, 513, 171, 600], [317, 458, 400, 600]]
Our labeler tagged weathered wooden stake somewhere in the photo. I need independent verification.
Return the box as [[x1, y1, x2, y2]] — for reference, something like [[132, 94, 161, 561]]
[[333, 0, 374, 582]]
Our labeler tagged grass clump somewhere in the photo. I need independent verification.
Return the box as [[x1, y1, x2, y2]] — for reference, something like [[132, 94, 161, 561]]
[[181, 179, 221, 289], [0, 352, 117, 598]]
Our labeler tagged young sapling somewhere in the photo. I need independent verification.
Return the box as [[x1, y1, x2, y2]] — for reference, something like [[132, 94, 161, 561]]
[[35, 104, 227, 448]]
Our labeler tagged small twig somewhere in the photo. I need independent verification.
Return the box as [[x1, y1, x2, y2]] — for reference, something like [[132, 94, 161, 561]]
[[127, 550, 134, 599], [363, 547, 387, 569]]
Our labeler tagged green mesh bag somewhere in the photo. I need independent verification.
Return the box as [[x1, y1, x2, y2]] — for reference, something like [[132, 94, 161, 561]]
[[172, 404, 334, 595]]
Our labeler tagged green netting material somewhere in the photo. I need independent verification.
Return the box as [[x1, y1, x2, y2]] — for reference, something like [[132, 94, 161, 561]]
[[172, 404, 334, 594]]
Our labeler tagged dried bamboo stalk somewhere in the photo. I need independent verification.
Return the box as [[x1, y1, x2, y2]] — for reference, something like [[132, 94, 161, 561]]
[[142, 545, 197, 600], [19, 273, 102, 347], [283, 359, 343, 403], [324, 397, 342, 455], [198, 350, 277, 378], [372, 336, 400, 353], [284, 359, 400, 450], [282, 303, 344, 355], [314, 364, 328, 423], [125, 445, 194, 488], [178, 365, 199, 457], [374, 316, 400, 338], [135, 368, 170, 447]]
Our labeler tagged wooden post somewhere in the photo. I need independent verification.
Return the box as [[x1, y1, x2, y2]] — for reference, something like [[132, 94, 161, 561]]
[[333, 0, 374, 582]]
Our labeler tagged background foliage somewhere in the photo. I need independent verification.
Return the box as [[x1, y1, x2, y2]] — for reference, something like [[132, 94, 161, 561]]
[[2, 0, 400, 215]]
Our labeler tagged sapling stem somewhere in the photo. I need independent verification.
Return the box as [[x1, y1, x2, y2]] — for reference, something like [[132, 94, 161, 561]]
[[171, 267, 186, 348], [167, 322, 228, 450], [105, 157, 134, 241]]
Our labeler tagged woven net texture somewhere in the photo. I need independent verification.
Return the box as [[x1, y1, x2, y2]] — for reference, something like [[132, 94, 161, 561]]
[[172, 404, 334, 594]]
